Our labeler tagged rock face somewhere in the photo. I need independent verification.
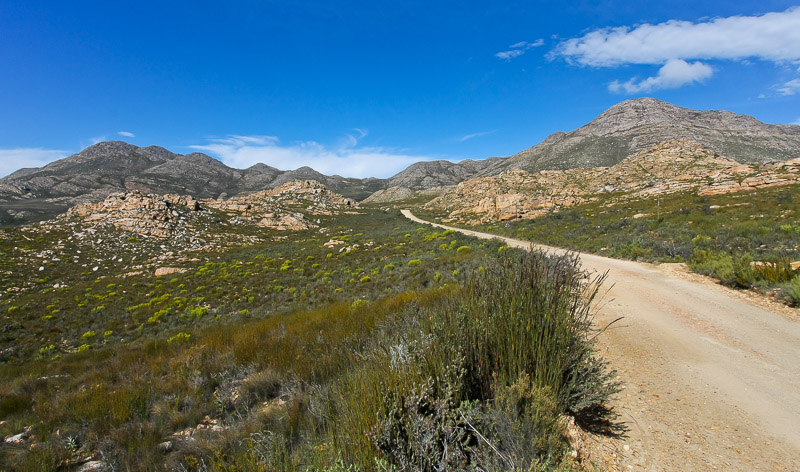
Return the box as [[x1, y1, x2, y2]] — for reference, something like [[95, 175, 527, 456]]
[[481, 98, 800, 175], [427, 139, 800, 225]]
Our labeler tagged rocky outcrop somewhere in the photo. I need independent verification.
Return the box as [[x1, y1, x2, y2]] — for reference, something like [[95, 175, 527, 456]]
[[67, 191, 202, 238], [66, 180, 355, 236], [427, 140, 800, 225], [203, 179, 356, 231]]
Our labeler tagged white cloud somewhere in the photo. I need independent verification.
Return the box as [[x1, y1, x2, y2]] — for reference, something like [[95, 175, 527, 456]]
[[552, 7, 800, 66], [551, 7, 800, 93], [117, 131, 135, 137], [777, 78, 800, 96], [189, 134, 440, 179], [793, 117, 800, 126], [90, 136, 107, 145], [0, 148, 67, 178], [459, 130, 496, 142], [495, 39, 544, 60], [609, 59, 713, 93]]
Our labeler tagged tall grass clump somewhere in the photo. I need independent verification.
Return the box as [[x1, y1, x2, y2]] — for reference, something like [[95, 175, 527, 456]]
[[322, 250, 620, 471]]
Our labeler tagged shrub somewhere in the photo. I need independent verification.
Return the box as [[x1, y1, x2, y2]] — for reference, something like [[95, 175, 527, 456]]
[[167, 332, 191, 344], [82, 331, 96, 340], [408, 259, 421, 266], [189, 306, 208, 317], [77, 344, 91, 352], [484, 373, 566, 463], [351, 299, 369, 311], [456, 245, 471, 254], [359, 276, 371, 283], [782, 275, 800, 306], [240, 369, 282, 405], [383, 264, 395, 272]]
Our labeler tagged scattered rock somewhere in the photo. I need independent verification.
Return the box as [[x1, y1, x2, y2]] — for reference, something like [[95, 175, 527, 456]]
[[154, 267, 187, 277], [76, 460, 107, 472], [4, 427, 31, 445]]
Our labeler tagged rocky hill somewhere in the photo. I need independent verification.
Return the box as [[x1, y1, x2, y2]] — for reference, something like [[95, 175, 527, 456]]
[[364, 98, 800, 204], [426, 139, 800, 225], [0, 142, 379, 225], [480, 98, 800, 176], [67, 180, 357, 240]]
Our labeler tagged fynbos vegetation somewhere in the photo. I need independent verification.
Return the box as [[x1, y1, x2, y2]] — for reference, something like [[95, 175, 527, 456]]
[[0, 203, 618, 471]]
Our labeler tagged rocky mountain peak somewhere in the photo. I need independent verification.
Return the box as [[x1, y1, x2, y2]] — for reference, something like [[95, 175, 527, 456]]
[[481, 98, 800, 175]]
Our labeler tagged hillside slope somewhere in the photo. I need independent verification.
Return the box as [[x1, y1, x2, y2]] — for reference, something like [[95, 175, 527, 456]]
[[482, 97, 800, 175]]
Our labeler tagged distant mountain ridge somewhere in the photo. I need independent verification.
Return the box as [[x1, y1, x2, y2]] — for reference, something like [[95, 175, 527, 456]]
[[3, 97, 800, 223], [0, 141, 382, 224], [479, 97, 800, 176]]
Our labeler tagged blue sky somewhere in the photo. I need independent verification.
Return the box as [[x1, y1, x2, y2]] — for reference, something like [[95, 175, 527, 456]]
[[1, 1, 799, 178]]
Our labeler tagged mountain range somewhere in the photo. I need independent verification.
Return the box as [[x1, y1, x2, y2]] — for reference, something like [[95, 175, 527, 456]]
[[2, 97, 800, 224]]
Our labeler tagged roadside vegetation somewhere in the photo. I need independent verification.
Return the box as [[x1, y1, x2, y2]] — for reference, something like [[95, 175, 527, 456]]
[[418, 185, 800, 305], [0, 208, 618, 471]]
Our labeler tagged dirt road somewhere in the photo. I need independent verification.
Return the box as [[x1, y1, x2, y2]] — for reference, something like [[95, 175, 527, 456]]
[[402, 210, 800, 471]]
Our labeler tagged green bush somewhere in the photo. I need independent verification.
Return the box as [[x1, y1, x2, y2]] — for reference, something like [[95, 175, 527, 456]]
[[782, 275, 800, 306], [167, 332, 191, 344]]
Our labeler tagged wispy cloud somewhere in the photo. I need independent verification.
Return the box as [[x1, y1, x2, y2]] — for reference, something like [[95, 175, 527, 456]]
[[0, 148, 67, 178], [777, 78, 800, 96], [90, 136, 107, 145], [189, 134, 439, 179], [793, 117, 800, 126], [609, 59, 713, 93], [495, 39, 544, 61], [459, 130, 496, 142], [551, 7, 800, 93], [338, 128, 368, 148], [117, 131, 135, 137]]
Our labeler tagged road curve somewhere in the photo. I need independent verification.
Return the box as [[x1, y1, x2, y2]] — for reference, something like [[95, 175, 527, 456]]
[[402, 209, 800, 471]]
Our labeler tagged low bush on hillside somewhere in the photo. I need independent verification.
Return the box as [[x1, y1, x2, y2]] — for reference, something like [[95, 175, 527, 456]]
[[424, 185, 800, 303]]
